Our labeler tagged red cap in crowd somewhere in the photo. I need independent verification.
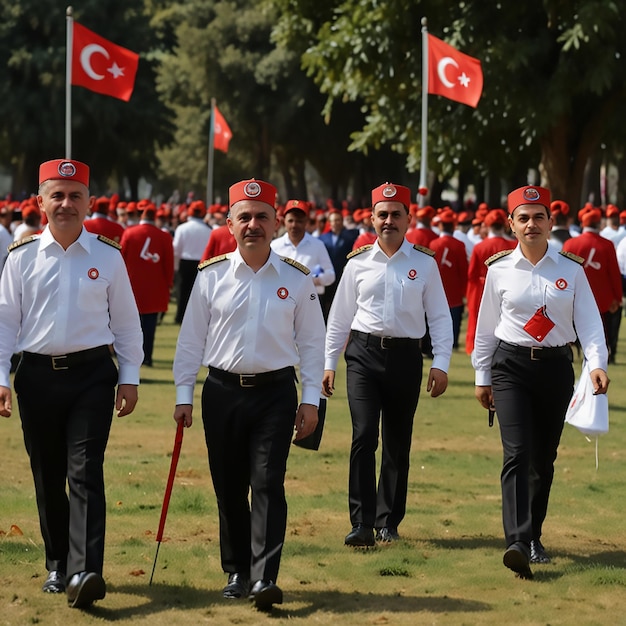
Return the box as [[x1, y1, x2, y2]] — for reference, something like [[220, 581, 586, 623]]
[[284, 199, 308, 216], [229, 179, 277, 210], [484, 208, 508, 227], [507, 186, 551, 214], [39, 159, 89, 187], [550, 200, 570, 216], [438, 208, 457, 225], [371, 182, 411, 210], [581, 208, 602, 228]]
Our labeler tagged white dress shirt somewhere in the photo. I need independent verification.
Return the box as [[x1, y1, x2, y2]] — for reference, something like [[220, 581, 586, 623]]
[[0, 227, 144, 387], [0, 223, 12, 272], [472, 244, 608, 386], [173, 217, 212, 261], [173, 248, 325, 407], [271, 232, 336, 294], [324, 238, 453, 373]]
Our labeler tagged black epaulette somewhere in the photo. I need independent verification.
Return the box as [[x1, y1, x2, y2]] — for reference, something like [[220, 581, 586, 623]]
[[347, 244, 372, 259], [485, 249, 514, 266], [281, 256, 310, 275], [559, 250, 584, 264], [8, 235, 38, 252], [97, 234, 121, 250], [198, 254, 230, 271], [413, 244, 435, 257]]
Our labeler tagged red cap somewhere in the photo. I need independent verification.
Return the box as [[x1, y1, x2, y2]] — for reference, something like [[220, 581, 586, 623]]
[[371, 182, 411, 210], [581, 208, 602, 227], [550, 200, 570, 216], [606, 204, 619, 218], [417, 205, 436, 220], [39, 159, 89, 187], [229, 179, 276, 210], [484, 208, 508, 227], [457, 211, 472, 224], [189, 200, 206, 217], [93, 196, 110, 214], [284, 199, 308, 216], [438, 208, 457, 225], [22, 204, 41, 219], [507, 186, 551, 214]]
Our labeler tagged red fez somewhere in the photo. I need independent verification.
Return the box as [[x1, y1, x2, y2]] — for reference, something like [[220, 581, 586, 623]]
[[550, 200, 570, 216], [39, 159, 89, 187], [126, 202, 138, 214], [284, 199, 308, 216], [93, 196, 110, 214], [606, 204, 619, 218], [189, 200, 206, 217], [581, 208, 602, 228], [371, 182, 411, 210], [507, 186, 551, 214], [22, 204, 41, 219], [484, 208, 508, 227], [417, 205, 436, 220], [438, 208, 457, 225], [457, 211, 472, 224], [229, 179, 276, 210], [620, 211, 626, 225]]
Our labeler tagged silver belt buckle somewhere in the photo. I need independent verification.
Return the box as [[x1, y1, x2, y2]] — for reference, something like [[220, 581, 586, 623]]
[[380, 336, 392, 350], [52, 355, 69, 370], [239, 374, 256, 387], [530, 347, 541, 361]]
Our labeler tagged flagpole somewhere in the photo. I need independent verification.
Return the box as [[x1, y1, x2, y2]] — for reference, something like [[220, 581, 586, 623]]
[[66, 6, 73, 159], [418, 17, 429, 209], [206, 98, 216, 207]]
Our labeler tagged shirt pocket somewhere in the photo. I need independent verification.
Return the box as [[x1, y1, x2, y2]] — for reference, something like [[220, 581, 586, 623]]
[[77, 276, 108, 313]]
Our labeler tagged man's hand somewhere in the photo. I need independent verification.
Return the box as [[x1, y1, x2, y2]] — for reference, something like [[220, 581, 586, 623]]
[[475, 385, 493, 410], [590, 368, 610, 395], [427, 368, 448, 397], [322, 370, 335, 397], [293, 403, 318, 440], [174, 404, 193, 428], [0, 386, 12, 418], [115, 384, 138, 417]]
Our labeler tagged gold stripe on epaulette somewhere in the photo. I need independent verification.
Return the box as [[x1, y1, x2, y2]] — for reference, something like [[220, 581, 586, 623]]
[[8, 235, 38, 252], [559, 250, 584, 264], [198, 254, 230, 271], [347, 244, 373, 259], [413, 244, 435, 257], [485, 249, 514, 266], [281, 256, 310, 275], [97, 234, 121, 250]]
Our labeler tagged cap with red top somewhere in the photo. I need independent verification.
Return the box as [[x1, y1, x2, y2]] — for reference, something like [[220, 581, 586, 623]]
[[581, 208, 602, 228], [438, 208, 457, 224], [484, 208, 508, 227], [606, 204, 619, 218], [284, 199, 308, 216], [229, 179, 277, 210], [550, 200, 570, 216], [371, 182, 411, 210], [39, 159, 89, 187], [507, 185, 551, 214]]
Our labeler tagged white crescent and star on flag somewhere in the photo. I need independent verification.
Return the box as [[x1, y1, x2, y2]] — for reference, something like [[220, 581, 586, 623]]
[[437, 57, 472, 90], [80, 43, 127, 81]]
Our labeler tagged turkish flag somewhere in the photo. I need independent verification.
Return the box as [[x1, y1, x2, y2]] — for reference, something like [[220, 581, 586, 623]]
[[71, 22, 139, 102], [427, 34, 483, 108], [213, 105, 232, 153]]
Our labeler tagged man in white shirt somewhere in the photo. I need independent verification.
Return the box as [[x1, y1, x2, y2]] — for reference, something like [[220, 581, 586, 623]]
[[0, 159, 143, 608], [323, 182, 453, 547], [0, 203, 13, 272], [271, 200, 335, 300], [173, 179, 325, 611]]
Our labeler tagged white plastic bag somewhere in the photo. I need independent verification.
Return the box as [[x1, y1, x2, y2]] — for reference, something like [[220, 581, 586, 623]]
[[565, 360, 609, 436]]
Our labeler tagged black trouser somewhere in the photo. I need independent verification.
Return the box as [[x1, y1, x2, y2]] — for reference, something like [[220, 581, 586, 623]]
[[490, 342, 574, 547], [602, 308, 621, 362], [201, 371, 297, 583], [176, 259, 200, 323], [140, 312, 158, 365], [14, 350, 117, 578], [345, 331, 423, 530]]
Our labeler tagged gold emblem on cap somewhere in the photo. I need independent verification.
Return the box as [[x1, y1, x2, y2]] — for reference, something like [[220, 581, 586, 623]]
[[523, 187, 540, 202], [58, 161, 76, 177], [244, 181, 261, 198], [382, 185, 397, 198]]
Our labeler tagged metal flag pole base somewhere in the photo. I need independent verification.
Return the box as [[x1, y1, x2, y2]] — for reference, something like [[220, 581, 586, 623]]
[[149, 420, 185, 585]]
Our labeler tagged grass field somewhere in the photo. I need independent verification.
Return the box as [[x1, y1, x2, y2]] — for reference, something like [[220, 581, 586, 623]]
[[1, 311, 625, 626]]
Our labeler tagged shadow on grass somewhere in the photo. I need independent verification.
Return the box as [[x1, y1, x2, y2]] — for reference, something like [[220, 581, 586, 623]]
[[86, 583, 492, 620]]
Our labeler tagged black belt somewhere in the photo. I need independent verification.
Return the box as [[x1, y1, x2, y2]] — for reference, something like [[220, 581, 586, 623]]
[[497, 340, 572, 361], [208, 366, 295, 388], [350, 330, 420, 350], [21, 345, 112, 371]]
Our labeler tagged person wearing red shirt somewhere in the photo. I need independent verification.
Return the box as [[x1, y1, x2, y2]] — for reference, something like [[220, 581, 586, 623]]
[[430, 209, 469, 349], [120, 206, 175, 366], [200, 223, 237, 261], [562, 208, 623, 362], [406, 205, 438, 247], [84, 197, 125, 243], [466, 209, 517, 354]]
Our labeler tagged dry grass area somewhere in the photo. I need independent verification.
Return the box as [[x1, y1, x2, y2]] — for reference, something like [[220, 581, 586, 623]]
[[1, 312, 625, 625]]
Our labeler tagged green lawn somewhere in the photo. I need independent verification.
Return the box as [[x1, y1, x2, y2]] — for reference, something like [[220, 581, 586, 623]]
[[1, 311, 625, 625]]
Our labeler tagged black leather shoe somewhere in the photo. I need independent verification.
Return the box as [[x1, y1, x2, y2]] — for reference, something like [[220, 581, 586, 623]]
[[375, 527, 400, 543], [222, 573, 250, 599], [503, 541, 533, 579], [344, 524, 375, 547], [42, 570, 66, 593], [248, 579, 283, 611], [530, 539, 551, 564], [66, 572, 106, 609]]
